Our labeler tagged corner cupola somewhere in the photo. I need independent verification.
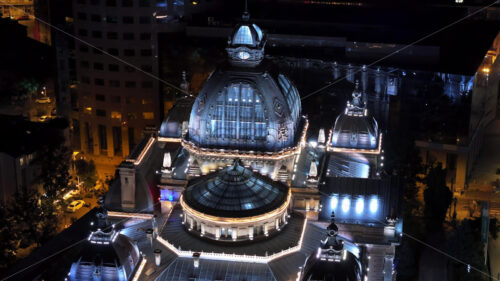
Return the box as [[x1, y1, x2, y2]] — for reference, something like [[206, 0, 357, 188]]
[[226, 9, 265, 67]]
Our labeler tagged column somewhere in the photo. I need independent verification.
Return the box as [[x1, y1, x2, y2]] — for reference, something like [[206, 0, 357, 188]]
[[264, 224, 268, 236], [283, 212, 287, 224], [215, 227, 220, 240], [305, 199, 310, 211], [231, 228, 237, 241], [275, 218, 280, 230], [248, 226, 254, 240], [201, 223, 205, 235]]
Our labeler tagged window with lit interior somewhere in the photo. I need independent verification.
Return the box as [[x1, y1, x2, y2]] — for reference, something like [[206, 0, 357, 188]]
[[208, 82, 267, 141]]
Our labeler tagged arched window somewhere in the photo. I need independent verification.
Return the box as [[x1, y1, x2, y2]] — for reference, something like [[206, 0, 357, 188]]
[[208, 83, 267, 141]]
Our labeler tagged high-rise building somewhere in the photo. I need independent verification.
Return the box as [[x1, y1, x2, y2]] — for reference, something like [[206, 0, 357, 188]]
[[71, 0, 163, 177]]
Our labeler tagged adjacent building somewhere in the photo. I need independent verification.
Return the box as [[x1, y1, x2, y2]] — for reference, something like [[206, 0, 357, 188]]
[[70, 0, 166, 178]]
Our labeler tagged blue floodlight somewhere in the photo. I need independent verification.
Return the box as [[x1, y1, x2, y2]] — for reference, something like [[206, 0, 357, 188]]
[[369, 197, 379, 214], [355, 198, 364, 214], [341, 197, 350, 213]]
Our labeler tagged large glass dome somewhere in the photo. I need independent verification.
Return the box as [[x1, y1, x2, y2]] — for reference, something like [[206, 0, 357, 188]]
[[187, 69, 301, 152], [186, 18, 302, 152], [182, 161, 289, 218]]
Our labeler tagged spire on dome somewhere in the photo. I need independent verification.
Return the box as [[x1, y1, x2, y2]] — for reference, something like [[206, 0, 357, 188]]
[[180, 70, 189, 93], [351, 80, 363, 108], [242, 0, 250, 21], [345, 80, 367, 116]]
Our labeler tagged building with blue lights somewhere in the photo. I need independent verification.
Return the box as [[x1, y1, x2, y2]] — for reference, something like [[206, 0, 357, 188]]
[[98, 11, 402, 281]]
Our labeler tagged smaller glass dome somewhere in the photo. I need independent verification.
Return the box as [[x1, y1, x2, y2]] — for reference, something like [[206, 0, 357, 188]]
[[331, 83, 379, 149], [182, 161, 289, 218], [230, 23, 264, 47], [301, 212, 362, 281]]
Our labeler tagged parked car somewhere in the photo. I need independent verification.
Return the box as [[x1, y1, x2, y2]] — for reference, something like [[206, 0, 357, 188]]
[[66, 200, 85, 212], [35, 96, 51, 104], [17, 15, 30, 20]]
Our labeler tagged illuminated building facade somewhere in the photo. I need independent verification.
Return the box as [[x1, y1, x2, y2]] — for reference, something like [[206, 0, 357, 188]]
[[101, 12, 401, 281]]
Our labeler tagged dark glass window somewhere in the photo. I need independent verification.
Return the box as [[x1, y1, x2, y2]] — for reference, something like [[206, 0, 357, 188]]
[[79, 45, 89, 52], [80, 61, 89, 68], [123, 49, 135, 56], [126, 97, 137, 104], [139, 16, 151, 24], [121, 0, 133, 6], [109, 80, 120, 87], [111, 96, 121, 103], [91, 14, 100, 22], [123, 16, 134, 24], [78, 29, 87, 36], [141, 65, 152, 72], [77, 12, 86, 20], [107, 48, 118, 55], [106, 15, 118, 23], [113, 126, 122, 155], [106, 0, 116, 6], [94, 78, 105, 85], [96, 94, 105, 101], [93, 47, 103, 54], [109, 64, 119, 72], [92, 30, 102, 38], [93, 63, 104, 70], [140, 33, 151, 40], [123, 32, 134, 40], [97, 109, 106, 117], [98, 124, 107, 154], [107, 32, 118, 39], [140, 49, 152, 56], [139, 0, 150, 7], [125, 81, 136, 88], [141, 81, 153, 88], [124, 66, 135, 72], [128, 128, 135, 152], [81, 76, 90, 84]]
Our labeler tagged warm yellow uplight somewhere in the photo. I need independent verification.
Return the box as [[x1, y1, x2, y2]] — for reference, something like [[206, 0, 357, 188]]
[[482, 67, 490, 74], [180, 190, 291, 224]]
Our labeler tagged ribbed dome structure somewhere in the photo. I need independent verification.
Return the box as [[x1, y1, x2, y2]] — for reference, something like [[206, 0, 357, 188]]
[[301, 212, 362, 281], [186, 12, 302, 153], [187, 69, 301, 152], [230, 23, 264, 47], [67, 210, 141, 281], [182, 161, 289, 218], [331, 82, 379, 150]]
